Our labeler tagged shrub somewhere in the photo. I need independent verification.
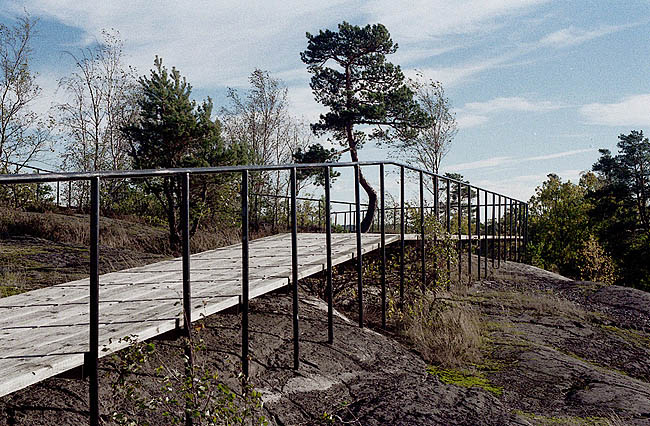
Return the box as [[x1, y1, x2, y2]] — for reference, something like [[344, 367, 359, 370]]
[[109, 334, 267, 425], [576, 235, 617, 285]]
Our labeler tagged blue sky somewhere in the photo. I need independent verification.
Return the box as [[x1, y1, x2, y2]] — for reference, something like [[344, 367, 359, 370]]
[[2, 0, 650, 202]]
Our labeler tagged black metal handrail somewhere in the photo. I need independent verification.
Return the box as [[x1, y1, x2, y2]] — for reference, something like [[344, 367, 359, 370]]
[[0, 160, 528, 425]]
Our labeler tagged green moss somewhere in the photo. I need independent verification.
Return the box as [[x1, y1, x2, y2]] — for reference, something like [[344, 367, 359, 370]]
[[512, 410, 612, 425], [471, 358, 506, 373], [427, 366, 503, 396]]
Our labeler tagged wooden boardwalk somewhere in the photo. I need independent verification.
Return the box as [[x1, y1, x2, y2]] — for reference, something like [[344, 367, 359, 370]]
[[0, 232, 405, 398]]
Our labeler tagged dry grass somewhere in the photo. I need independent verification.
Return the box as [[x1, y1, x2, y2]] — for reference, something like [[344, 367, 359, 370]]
[[391, 289, 483, 368], [0, 208, 232, 255]]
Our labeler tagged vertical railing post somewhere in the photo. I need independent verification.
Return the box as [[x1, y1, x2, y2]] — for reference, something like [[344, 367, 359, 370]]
[[419, 170, 425, 290], [354, 164, 363, 328], [467, 185, 472, 281], [433, 175, 439, 284], [483, 191, 488, 278], [518, 202, 524, 262], [517, 202, 524, 262], [509, 198, 513, 261], [241, 171, 249, 377], [324, 167, 333, 343], [349, 203, 352, 232], [400, 166, 405, 308], [457, 181, 462, 282], [316, 200, 321, 232], [434, 176, 439, 223], [290, 168, 299, 370], [524, 203, 529, 263], [182, 173, 192, 338], [380, 164, 386, 329], [476, 188, 481, 280], [57, 181, 60, 207], [491, 192, 496, 268], [89, 177, 100, 426], [181, 173, 193, 426], [497, 195, 502, 267], [36, 169, 40, 203], [446, 179, 451, 286], [514, 202, 519, 262]]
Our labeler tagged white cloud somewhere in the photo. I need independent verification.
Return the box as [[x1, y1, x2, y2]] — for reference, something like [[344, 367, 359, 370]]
[[454, 96, 566, 128], [455, 113, 489, 129], [392, 45, 460, 65], [446, 156, 513, 172], [463, 97, 565, 114], [362, 0, 549, 41], [8, 0, 349, 88], [525, 148, 595, 162], [539, 25, 627, 48], [287, 86, 325, 124], [579, 94, 650, 127], [445, 149, 596, 173], [5, 0, 554, 92], [407, 53, 514, 88]]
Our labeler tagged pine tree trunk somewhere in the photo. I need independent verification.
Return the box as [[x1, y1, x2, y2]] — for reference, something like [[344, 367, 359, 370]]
[[348, 140, 376, 233]]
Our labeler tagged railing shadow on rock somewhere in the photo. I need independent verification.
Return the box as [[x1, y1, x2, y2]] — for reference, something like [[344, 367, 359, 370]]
[[0, 160, 528, 425]]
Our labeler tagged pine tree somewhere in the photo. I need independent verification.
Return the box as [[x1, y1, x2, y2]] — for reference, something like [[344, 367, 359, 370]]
[[123, 57, 240, 252], [301, 22, 427, 232]]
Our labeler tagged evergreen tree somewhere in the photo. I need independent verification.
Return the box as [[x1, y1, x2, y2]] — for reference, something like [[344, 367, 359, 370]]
[[301, 22, 428, 232], [593, 130, 650, 231], [590, 130, 650, 289], [292, 143, 340, 188], [123, 57, 241, 252]]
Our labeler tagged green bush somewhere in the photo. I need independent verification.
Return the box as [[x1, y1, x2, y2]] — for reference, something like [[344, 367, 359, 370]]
[[109, 334, 267, 425]]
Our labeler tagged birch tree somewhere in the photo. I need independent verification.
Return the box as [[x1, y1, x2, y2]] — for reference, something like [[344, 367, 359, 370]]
[[0, 14, 50, 174]]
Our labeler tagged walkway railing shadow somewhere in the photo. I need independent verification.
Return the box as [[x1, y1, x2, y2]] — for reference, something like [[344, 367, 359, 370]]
[[0, 160, 528, 425]]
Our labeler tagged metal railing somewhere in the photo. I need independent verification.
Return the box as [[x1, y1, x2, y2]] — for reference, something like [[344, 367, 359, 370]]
[[0, 160, 528, 425], [3, 161, 74, 208]]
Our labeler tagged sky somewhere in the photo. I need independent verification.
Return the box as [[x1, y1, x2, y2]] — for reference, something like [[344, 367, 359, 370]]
[[2, 0, 650, 203]]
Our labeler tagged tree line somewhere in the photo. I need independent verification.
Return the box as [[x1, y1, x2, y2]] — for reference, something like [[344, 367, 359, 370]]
[[527, 130, 650, 291], [1, 16, 457, 252]]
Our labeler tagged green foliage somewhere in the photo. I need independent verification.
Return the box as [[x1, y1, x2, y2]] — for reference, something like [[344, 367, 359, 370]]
[[588, 131, 650, 289], [301, 21, 427, 232], [593, 130, 650, 231], [528, 130, 650, 290], [527, 174, 592, 276], [301, 22, 427, 147], [123, 57, 246, 252], [109, 334, 266, 425], [292, 144, 340, 187]]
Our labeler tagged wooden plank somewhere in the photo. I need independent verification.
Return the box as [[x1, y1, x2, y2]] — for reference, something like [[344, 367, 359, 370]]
[[0, 232, 404, 397]]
